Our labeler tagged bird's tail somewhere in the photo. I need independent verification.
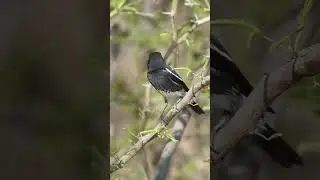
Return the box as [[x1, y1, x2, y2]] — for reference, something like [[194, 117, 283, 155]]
[[188, 101, 205, 114], [253, 123, 303, 168]]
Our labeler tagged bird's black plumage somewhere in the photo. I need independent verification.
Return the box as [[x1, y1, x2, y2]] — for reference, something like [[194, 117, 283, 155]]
[[210, 35, 252, 96], [147, 52, 204, 114], [210, 35, 275, 113], [210, 34, 303, 167]]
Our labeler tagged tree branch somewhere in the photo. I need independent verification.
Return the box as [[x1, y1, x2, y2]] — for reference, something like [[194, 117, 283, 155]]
[[110, 76, 209, 173], [213, 43, 320, 162], [164, 16, 210, 61], [154, 109, 192, 180]]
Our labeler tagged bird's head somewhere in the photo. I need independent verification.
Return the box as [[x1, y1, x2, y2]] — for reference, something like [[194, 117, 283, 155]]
[[147, 52, 166, 71]]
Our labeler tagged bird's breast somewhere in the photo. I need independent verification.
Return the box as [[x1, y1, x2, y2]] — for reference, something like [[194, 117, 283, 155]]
[[159, 90, 185, 104]]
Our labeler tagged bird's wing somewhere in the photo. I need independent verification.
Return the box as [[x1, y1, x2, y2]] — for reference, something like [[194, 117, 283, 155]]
[[165, 66, 189, 91], [210, 35, 233, 62], [210, 35, 253, 96]]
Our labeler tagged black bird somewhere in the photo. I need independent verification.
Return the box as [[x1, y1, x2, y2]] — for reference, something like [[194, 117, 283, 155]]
[[210, 34, 303, 168], [210, 35, 275, 113], [147, 52, 205, 115]]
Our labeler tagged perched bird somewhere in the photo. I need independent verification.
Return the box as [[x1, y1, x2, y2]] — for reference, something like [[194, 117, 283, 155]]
[[210, 35, 275, 113], [210, 34, 303, 168], [147, 52, 205, 115]]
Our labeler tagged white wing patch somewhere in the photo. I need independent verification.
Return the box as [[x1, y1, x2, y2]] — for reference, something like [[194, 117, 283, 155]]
[[165, 67, 183, 81], [210, 42, 233, 62]]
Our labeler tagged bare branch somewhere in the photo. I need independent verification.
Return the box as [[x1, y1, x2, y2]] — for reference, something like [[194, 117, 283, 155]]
[[154, 109, 192, 180]]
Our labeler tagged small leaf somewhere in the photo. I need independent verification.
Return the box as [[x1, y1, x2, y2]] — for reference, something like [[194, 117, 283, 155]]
[[211, 19, 261, 33], [174, 67, 193, 75], [246, 31, 257, 49], [269, 35, 290, 52], [184, 0, 200, 7], [122, 6, 137, 13], [177, 21, 193, 35], [116, 0, 127, 8], [185, 39, 191, 47], [187, 71, 194, 80], [161, 11, 172, 16], [160, 32, 171, 37], [298, 0, 314, 26], [203, 8, 210, 12]]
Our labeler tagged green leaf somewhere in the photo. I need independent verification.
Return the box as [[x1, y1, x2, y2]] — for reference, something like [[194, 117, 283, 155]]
[[185, 39, 191, 47], [161, 11, 172, 16], [246, 31, 257, 49], [160, 32, 171, 37], [177, 21, 193, 35], [122, 6, 137, 13], [184, 0, 200, 7], [116, 0, 127, 8], [203, 8, 210, 12], [211, 19, 261, 33], [298, 0, 314, 27], [174, 67, 193, 74], [269, 35, 290, 52]]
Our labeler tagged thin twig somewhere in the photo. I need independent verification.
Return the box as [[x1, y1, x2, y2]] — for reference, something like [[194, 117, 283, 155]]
[[164, 16, 210, 61], [170, 0, 179, 66]]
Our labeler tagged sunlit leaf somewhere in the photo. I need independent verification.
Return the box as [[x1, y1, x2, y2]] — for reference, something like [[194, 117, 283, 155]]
[[122, 6, 137, 13]]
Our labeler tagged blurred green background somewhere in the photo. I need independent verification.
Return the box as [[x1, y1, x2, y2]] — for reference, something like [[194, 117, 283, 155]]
[[110, 0, 210, 179]]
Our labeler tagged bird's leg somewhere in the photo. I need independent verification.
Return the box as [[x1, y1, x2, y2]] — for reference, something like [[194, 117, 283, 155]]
[[160, 98, 168, 121]]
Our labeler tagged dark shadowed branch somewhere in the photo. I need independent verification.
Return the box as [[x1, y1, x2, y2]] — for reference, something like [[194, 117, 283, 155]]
[[213, 43, 320, 163]]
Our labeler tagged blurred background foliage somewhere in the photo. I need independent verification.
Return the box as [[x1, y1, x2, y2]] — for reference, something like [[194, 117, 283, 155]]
[[110, 0, 210, 179], [0, 1, 106, 180], [212, 0, 320, 179]]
